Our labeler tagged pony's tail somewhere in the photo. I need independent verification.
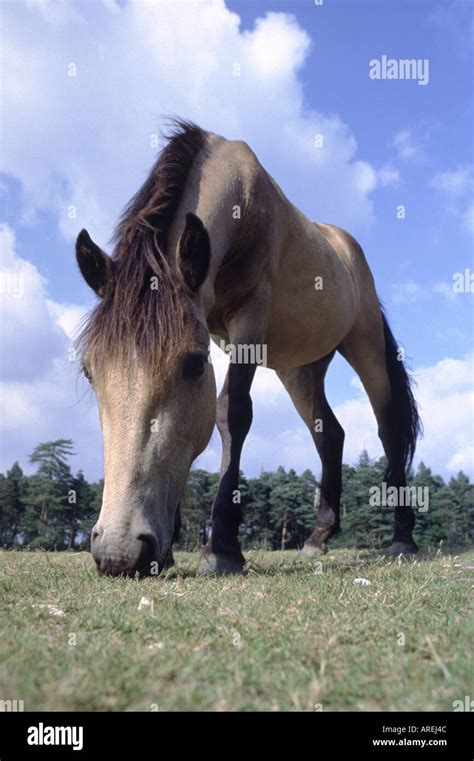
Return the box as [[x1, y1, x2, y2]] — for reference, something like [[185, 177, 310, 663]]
[[380, 305, 422, 482]]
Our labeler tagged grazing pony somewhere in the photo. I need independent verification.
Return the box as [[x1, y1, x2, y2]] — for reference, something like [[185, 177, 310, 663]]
[[76, 121, 421, 576]]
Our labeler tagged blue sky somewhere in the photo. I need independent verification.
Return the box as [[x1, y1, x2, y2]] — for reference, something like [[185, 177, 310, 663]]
[[1, 0, 473, 481]]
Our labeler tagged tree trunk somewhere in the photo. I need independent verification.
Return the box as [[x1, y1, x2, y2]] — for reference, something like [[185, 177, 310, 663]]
[[281, 511, 290, 550]]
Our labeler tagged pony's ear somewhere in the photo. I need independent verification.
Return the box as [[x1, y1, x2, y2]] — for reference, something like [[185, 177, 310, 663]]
[[76, 229, 114, 297], [177, 213, 211, 293]]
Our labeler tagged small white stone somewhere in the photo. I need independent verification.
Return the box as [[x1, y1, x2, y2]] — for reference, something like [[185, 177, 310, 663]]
[[138, 596, 153, 611], [353, 578, 371, 586], [32, 603, 65, 617]]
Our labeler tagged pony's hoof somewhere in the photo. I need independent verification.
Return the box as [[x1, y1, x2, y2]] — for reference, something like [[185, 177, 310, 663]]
[[162, 551, 175, 570], [389, 541, 418, 556], [197, 552, 244, 575], [299, 542, 327, 559]]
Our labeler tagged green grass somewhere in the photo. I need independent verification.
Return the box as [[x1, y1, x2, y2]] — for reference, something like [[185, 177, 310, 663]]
[[0, 547, 473, 711]]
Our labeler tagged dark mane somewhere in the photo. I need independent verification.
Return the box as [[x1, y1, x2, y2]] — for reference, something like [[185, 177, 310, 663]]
[[77, 120, 208, 377], [113, 119, 208, 255]]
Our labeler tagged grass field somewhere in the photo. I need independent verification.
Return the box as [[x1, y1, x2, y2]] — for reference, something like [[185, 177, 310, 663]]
[[1, 547, 473, 712]]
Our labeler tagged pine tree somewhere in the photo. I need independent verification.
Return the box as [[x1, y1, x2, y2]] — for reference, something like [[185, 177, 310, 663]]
[[245, 470, 275, 548], [65, 471, 90, 550], [0, 462, 25, 546], [444, 471, 474, 547], [76, 479, 103, 550], [22, 440, 75, 550]]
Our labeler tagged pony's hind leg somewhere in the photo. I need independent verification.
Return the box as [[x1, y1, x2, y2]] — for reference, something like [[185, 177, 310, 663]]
[[339, 307, 420, 555], [277, 352, 345, 556]]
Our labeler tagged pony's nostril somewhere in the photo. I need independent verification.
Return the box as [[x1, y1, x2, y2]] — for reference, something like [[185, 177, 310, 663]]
[[136, 533, 156, 548], [92, 527, 102, 542], [135, 533, 160, 576], [136, 533, 158, 559]]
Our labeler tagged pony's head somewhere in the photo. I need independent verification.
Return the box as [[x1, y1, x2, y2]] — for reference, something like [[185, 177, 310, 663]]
[[76, 213, 216, 576]]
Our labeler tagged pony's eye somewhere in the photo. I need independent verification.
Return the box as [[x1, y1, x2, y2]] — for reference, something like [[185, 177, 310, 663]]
[[182, 354, 207, 379], [82, 364, 92, 383]]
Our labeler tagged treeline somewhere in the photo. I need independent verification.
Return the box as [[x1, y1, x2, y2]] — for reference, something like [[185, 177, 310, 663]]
[[0, 440, 473, 553]]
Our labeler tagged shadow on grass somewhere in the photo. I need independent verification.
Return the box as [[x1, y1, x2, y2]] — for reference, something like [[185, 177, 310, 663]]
[[152, 546, 461, 581], [160, 547, 443, 580]]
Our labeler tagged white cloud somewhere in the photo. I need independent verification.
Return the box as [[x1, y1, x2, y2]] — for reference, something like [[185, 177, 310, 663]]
[[392, 127, 431, 164], [391, 281, 429, 305], [47, 302, 88, 341], [415, 355, 474, 476], [393, 129, 421, 161], [377, 165, 400, 188], [0, 224, 96, 473], [26, 0, 82, 25], [209, 341, 285, 406], [429, 167, 474, 197], [279, 427, 317, 468], [350, 375, 364, 393], [432, 282, 457, 303], [0, 363, 101, 478], [429, 166, 474, 237], [243, 12, 310, 82], [391, 279, 465, 305], [463, 201, 474, 236], [215, 349, 474, 481], [332, 354, 474, 478], [447, 447, 474, 473], [353, 161, 377, 194], [0, 224, 66, 380], [1, 0, 390, 247], [239, 355, 474, 480]]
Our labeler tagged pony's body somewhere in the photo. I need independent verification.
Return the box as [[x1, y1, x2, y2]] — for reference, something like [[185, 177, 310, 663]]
[[167, 134, 359, 370], [76, 122, 420, 577]]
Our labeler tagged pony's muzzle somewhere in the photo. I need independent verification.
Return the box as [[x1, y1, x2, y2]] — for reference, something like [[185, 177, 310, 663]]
[[91, 525, 164, 577]]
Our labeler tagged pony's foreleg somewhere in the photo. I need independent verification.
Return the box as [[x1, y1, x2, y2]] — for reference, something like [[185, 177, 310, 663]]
[[277, 353, 345, 556], [197, 301, 270, 574], [197, 361, 256, 574], [162, 503, 182, 570]]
